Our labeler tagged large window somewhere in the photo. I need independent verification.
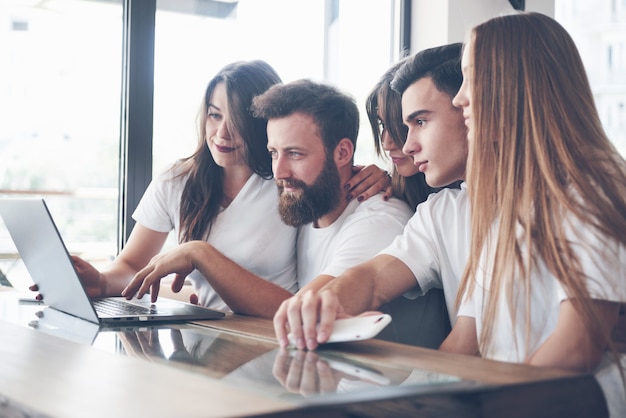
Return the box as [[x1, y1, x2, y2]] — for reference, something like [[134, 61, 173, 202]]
[[0, 0, 399, 290], [0, 0, 123, 289], [556, 0, 626, 157], [153, 0, 397, 251], [152, 0, 397, 177]]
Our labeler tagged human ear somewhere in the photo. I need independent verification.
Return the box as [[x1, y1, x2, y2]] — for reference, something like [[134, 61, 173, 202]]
[[334, 138, 354, 168]]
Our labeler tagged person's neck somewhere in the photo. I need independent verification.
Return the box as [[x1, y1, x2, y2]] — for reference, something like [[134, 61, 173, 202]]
[[222, 165, 253, 206], [312, 168, 352, 229]]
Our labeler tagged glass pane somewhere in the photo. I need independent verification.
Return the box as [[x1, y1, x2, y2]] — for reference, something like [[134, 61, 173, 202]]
[[153, 0, 396, 250], [555, 0, 626, 157], [152, 0, 395, 175], [0, 0, 123, 290]]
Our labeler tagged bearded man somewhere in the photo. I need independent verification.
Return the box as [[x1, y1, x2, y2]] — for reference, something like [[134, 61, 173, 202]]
[[252, 79, 412, 291]]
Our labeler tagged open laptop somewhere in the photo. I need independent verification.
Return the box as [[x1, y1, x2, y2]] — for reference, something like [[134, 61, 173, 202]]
[[0, 198, 225, 325]]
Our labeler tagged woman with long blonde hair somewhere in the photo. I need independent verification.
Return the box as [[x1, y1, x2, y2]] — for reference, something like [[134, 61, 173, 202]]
[[446, 11, 626, 416]]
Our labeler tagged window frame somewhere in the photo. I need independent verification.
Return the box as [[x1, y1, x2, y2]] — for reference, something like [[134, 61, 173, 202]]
[[118, 0, 410, 249]]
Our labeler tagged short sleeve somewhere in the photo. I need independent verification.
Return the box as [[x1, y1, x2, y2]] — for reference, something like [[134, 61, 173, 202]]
[[132, 168, 182, 233]]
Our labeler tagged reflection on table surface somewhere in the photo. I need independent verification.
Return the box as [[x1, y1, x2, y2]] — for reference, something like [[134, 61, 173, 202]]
[[0, 290, 611, 418], [27, 305, 467, 403]]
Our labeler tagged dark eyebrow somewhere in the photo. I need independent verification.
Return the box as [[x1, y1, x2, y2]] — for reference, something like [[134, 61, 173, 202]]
[[208, 103, 222, 112], [404, 109, 432, 123], [267, 145, 306, 153], [284, 146, 307, 153]]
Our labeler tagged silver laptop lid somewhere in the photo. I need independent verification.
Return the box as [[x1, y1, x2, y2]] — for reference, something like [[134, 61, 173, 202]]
[[0, 198, 99, 323]]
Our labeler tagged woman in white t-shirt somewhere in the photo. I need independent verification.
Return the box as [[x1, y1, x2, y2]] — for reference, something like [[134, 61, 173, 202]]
[[363, 52, 465, 348], [446, 12, 626, 416], [46, 60, 388, 317]]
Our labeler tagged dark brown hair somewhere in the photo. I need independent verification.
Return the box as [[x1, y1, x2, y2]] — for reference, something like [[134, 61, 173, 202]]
[[172, 60, 282, 242]]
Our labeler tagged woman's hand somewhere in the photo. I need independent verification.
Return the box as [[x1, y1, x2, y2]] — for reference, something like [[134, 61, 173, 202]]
[[29, 255, 107, 300], [345, 164, 392, 202], [71, 255, 108, 298], [121, 241, 201, 302]]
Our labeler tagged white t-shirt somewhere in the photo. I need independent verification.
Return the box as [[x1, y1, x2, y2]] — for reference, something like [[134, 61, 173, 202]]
[[296, 194, 412, 287], [133, 169, 298, 311], [379, 183, 470, 325], [458, 214, 626, 417]]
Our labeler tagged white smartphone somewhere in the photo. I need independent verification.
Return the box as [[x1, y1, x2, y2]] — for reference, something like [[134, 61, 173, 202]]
[[325, 314, 392, 343], [288, 314, 392, 346]]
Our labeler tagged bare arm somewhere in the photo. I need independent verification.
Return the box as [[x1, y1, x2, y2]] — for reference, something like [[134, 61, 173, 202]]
[[273, 254, 417, 350], [439, 316, 480, 356], [330, 254, 416, 314], [71, 224, 167, 298], [103, 224, 168, 293], [527, 299, 619, 372], [439, 300, 620, 372], [122, 240, 294, 318]]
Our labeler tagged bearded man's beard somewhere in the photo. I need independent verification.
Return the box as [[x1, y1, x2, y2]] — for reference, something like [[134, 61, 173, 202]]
[[277, 157, 341, 227]]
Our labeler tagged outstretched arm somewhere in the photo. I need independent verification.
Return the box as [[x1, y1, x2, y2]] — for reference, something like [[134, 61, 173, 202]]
[[30, 224, 167, 300], [122, 240, 294, 318], [273, 254, 417, 350], [97, 224, 168, 296]]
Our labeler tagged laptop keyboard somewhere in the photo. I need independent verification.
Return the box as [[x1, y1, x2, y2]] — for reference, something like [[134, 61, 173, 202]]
[[93, 298, 156, 316]]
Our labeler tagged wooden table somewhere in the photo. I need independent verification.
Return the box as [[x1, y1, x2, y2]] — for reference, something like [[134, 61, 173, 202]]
[[194, 315, 608, 417], [0, 291, 610, 418]]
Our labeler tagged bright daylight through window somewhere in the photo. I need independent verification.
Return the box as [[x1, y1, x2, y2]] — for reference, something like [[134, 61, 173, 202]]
[[1, 0, 623, 291], [0, 0, 396, 290]]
